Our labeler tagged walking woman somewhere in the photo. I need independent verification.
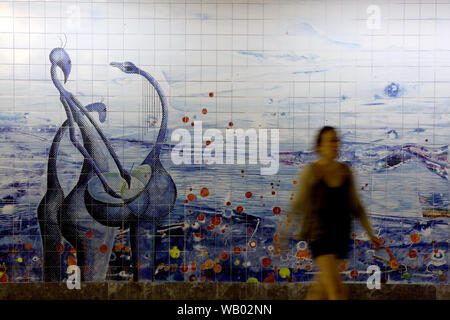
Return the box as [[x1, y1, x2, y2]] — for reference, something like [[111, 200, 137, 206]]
[[275, 126, 380, 300]]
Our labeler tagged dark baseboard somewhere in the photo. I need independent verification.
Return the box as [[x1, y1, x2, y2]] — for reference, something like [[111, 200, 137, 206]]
[[0, 282, 448, 300]]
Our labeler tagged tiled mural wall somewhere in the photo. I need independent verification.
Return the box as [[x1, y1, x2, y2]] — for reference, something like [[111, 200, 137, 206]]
[[0, 0, 448, 285]]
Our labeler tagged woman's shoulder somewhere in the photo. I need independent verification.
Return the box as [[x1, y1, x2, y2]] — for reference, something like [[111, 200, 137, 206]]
[[309, 160, 350, 171]]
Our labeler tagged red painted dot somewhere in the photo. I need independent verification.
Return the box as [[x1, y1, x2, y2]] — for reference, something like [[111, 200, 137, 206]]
[[408, 250, 417, 258], [184, 199, 188, 204], [272, 206, 281, 215], [54, 243, 64, 254], [200, 187, 210, 197], [234, 247, 241, 255], [241, 170, 245, 174], [180, 265, 188, 273], [187, 193, 196, 202], [272, 191, 276, 195], [425, 139, 428, 142], [236, 206, 244, 213], [205, 140, 211, 146], [260, 196, 263, 199], [86, 230, 94, 239], [211, 216, 221, 226], [209, 92, 214, 97], [350, 270, 358, 279], [262, 257, 271, 267], [229, 122, 233, 127], [226, 201, 231, 206], [248, 228, 253, 234], [197, 214, 205, 222], [191, 122, 195, 127], [182, 116, 189, 123], [202, 108, 208, 114], [220, 252, 228, 260], [99, 244, 108, 254], [264, 272, 275, 283], [245, 192, 252, 198], [207, 225, 215, 231]]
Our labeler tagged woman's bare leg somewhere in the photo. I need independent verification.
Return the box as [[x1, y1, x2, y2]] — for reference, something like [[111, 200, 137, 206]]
[[305, 272, 327, 300], [314, 254, 347, 300]]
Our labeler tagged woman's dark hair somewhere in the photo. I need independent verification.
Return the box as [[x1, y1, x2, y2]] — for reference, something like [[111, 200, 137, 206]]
[[315, 126, 336, 152]]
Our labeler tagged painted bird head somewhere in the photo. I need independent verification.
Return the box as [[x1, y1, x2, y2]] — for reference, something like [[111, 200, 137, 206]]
[[110, 61, 139, 74], [49, 48, 72, 84]]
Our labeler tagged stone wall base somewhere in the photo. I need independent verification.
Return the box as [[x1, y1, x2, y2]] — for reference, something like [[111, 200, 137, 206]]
[[0, 283, 448, 300]]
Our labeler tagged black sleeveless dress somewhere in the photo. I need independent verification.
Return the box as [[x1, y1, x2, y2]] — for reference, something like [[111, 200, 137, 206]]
[[309, 176, 353, 259]]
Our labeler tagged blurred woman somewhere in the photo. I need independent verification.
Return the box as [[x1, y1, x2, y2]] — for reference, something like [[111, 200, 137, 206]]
[[275, 126, 380, 300]]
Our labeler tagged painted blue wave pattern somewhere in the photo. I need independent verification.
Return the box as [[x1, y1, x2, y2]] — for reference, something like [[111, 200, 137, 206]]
[[0, 123, 448, 284]]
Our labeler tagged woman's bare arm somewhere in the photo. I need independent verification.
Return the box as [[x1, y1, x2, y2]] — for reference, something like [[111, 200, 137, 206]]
[[346, 165, 381, 248]]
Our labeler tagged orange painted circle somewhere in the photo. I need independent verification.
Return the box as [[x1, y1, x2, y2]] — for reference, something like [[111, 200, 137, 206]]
[[214, 264, 222, 273], [411, 233, 420, 243], [200, 187, 210, 197], [262, 257, 271, 267]]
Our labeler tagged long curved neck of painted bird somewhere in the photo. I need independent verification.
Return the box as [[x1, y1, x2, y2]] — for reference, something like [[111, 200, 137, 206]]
[[51, 64, 68, 96], [138, 69, 168, 166]]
